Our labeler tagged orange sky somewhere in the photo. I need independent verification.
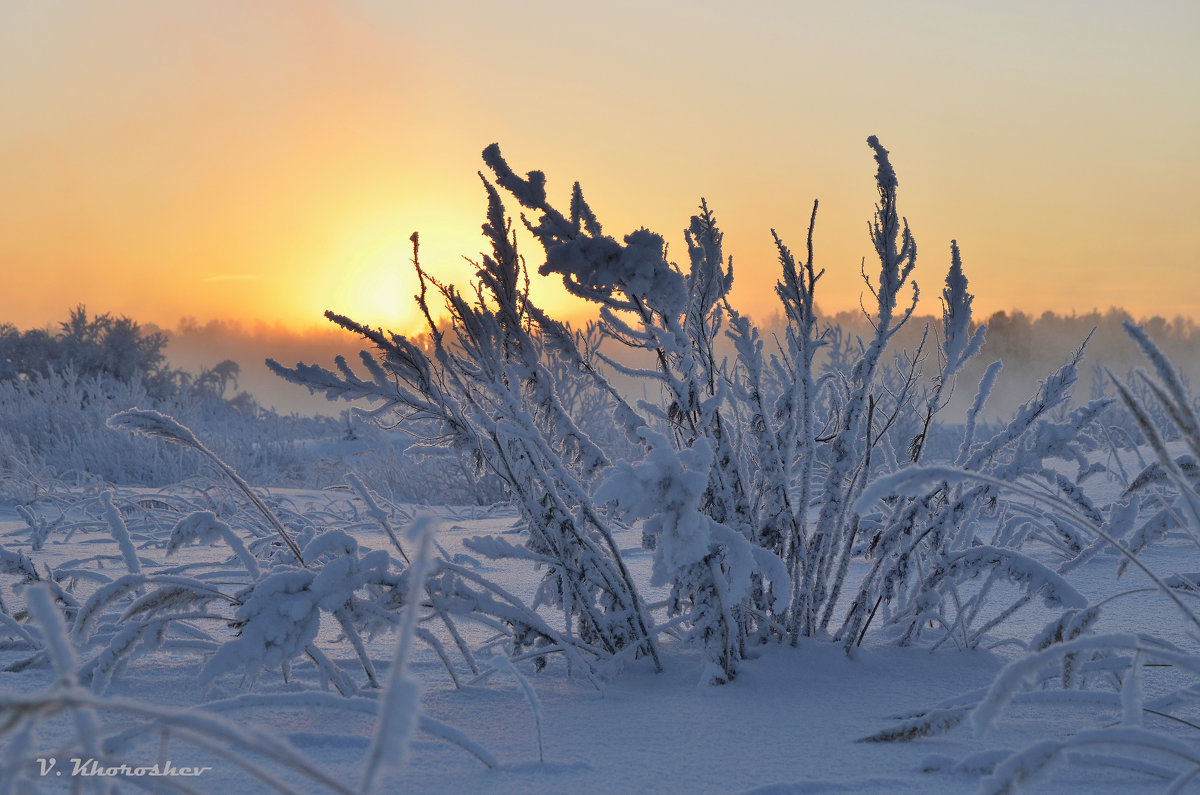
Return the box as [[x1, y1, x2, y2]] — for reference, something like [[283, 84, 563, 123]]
[[3, 1, 1197, 336]]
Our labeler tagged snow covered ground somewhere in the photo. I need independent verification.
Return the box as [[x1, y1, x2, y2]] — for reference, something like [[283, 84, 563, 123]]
[[2, 486, 1197, 794]]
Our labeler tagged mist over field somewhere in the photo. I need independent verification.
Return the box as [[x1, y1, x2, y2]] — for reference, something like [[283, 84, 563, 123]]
[[145, 305, 1200, 421], [155, 318, 375, 416]]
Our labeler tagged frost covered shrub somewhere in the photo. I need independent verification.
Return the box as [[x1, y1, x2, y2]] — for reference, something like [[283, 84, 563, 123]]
[[272, 186, 663, 675], [273, 136, 1072, 684], [842, 341, 1114, 654], [863, 323, 1200, 791], [285, 138, 1149, 693]]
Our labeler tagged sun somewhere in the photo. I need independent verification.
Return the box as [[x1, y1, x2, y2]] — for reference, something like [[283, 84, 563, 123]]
[[294, 198, 592, 338], [325, 242, 418, 333], [302, 210, 489, 336]]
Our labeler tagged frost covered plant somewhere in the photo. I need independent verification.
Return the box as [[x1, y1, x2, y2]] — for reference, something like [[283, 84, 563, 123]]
[[495, 171, 791, 679], [719, 140, 1007, 651], [361, 515, 435, 792], [272, 136, 1044, 682], [597, 428, 787, 683], [271, 177, 663, 677], [781, 136, 922, 641], [0, 464, 501, 789], [862, 324, 1200, 791], [198, 528, 395, 692], [0, 584, 358, 794], [109, 409, 306, 566], [1, 579, 495, 792], [839, 342, 1113, 654]]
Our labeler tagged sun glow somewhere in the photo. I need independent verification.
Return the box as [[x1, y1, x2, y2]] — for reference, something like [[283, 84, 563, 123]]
[[296, 205, 491, 337], [302, 216, 420, 336], [1, 3, 1196, 334], [325, 245, 416, 333]]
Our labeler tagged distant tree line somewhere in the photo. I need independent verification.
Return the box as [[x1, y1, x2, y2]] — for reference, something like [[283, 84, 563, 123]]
[[1, 305, 168, 385], [787, 306, 1200, 416], [816, 306, 1200, 367], [975, 307, 1199, 377], [6, 304, 1197, 420], [0, 305, 254, 410]]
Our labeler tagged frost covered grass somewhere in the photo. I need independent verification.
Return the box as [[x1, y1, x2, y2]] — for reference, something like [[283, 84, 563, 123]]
[[860, 323, 1200, 790], [3, 138, 1200, 792], [2, 486, 1195, 793], [0, 437, 509, 792], [0, 363, 505, 509]]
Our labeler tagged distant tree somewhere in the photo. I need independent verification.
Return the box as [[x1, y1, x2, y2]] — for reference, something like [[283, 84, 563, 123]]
[[0, 305, 170, 389], [0, 323, 19, 380], [184, 359, 256, 413], [192, 359, 240, 398]]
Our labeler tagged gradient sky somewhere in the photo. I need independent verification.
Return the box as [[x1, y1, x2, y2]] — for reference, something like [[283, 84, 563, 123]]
[[3, 1, 1197, 335]]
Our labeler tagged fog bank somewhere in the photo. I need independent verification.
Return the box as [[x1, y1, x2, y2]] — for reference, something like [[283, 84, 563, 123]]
[[159, 318, 377, 416], [155, 307, 1200, 422]]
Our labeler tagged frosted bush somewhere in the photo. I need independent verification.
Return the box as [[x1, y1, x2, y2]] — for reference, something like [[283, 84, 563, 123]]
[[271, 136, 1093, 686], [863, 324, 1200, 790]]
